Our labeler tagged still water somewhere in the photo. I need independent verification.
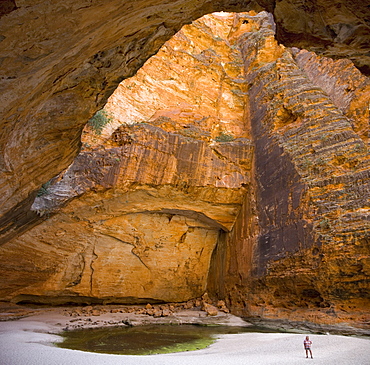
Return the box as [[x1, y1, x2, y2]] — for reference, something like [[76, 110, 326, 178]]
[[57, 324, 281, 355]]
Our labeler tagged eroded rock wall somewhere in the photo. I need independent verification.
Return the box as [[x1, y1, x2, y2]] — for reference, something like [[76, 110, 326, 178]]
[[0, 13, 254, 305], [0, 125, 253, 303], [218, 12, 370, 325], [0, 8, 369, 327], [0, 0, 248, 244], [1, 0, 370, 244], [273, 0, 370, 75]]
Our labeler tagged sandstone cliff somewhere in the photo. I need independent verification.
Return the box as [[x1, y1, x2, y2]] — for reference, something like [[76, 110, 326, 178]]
[[0, 8, 369, 329], [1, 0, 369, 245], [211, 12, 369, 326], [0, 14, 254, 305]]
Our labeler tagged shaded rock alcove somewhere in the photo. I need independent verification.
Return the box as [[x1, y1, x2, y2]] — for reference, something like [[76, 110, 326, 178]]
[[1, 12, 369, 329], [1, 0, 370, 244], [1, 13, 254, 306], [0, 3, 369, 329]]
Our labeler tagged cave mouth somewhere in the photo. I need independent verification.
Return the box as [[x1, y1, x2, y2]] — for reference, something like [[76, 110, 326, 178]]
[[1, 7, 369, 328]]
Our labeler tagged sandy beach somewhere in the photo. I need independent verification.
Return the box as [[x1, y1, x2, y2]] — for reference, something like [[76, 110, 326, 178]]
[[0, 308, 369, 365]]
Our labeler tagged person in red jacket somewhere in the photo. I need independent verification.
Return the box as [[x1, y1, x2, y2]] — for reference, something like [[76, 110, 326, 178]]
[[304, 336, 313, 358]]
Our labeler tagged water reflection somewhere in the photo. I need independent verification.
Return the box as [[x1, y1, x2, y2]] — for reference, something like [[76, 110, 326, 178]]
[[57, 324, 281, 355]]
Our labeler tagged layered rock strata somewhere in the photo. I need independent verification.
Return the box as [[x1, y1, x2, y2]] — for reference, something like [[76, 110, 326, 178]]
[[1, 0, 370, 244], [0, 126, 252, 303], [215, 12, 370, 326], [294, 50, 370, 145], [0, 10, 369, 328], [0, 14, 254, 304]]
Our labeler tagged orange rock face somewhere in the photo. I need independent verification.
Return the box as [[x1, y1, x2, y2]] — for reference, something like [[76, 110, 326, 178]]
[[1, 1, 369, 247], [82, 13, 249, 147], [0, 10, 369, 330], [294, 50, 370, 144], [0, 13, 254, 305], [213, 12, 370, 326]]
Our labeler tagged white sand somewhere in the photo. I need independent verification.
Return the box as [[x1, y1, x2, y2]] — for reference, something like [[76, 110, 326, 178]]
[[0, 311, 369, 365]]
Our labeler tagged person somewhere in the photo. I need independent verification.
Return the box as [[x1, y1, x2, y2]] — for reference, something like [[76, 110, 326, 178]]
[[303, 336, 313, 358]]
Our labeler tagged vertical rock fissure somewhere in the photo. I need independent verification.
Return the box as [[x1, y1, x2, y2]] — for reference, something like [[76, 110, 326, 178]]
[[90, 244, 98, 297]]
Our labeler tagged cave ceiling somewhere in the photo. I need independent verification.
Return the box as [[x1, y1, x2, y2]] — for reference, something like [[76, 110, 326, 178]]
[[0, 0, 369, 243]]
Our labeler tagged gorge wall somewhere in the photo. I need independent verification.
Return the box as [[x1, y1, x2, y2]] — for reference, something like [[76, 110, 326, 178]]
[[0, 14, 254, 305], [213, 12, 369, 326], [0, 2, 369, 328], [1, 11, 368, 329], [1, 0, 370, 244]]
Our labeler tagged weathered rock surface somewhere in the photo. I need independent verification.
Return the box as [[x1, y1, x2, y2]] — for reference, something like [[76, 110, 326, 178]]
[[0, 126, 253, 303], [0, 7, 369, 329], [294, 49, 370, 145], [82, 12, 250, 148], [1, 0, 370, 244], [0, 14, 254, 304], [273, 0, 370, 75], [209, 12, 370, 327]]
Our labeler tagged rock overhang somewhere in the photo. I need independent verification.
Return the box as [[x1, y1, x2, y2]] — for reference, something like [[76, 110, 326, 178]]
[[0, 6, 368, 326]]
